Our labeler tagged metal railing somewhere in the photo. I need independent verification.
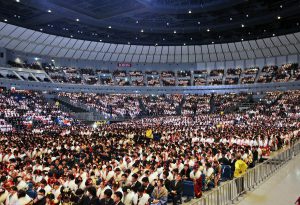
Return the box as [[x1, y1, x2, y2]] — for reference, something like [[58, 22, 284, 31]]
[[191, 141, 300, 205]]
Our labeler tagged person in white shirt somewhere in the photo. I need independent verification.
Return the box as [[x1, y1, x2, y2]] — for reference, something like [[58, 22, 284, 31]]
[[97, 181, 111, 199], [132, 187, 150, 205], [122, 187, 135, 205]]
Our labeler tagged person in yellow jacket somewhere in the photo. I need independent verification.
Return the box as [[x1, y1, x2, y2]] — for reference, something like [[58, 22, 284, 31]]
[[234, 154, 248, 194], [234, 154, 248, 178]]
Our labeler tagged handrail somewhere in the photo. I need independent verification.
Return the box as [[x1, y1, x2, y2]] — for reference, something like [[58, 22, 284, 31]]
[[190, 140, 300, 205]]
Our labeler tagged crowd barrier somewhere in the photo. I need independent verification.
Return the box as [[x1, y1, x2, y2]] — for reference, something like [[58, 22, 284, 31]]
[[189, 140, 300, 205]]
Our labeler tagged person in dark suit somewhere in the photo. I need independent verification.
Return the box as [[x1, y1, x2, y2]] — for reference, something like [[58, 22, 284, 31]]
[[161, 171, 171, 192], [130, 173, 142, 193], [72, 189, 85, 205], [169, 174, 183, 205], [99, 189, 114, 205], [180, 164, 191, 181], [33, 189, 46, 205], [82, 186, 100, 205], [142, 177, 154, 196], [113, 191, 124, 205]]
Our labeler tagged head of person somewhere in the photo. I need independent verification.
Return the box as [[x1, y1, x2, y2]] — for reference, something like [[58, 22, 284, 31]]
[[104, 189, 113, 199], [17, 190, 26, 198], [137, 187, 145, 197], [176, 173, 182, 182], [156, 179, 164, 188], [141, 177, 149, 186], [86, 186, 97, 198], [113, 191, 123, 203], [37, 189, 45, 200]]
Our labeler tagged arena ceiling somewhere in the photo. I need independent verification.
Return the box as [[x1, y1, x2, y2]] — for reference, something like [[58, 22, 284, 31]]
[[0, 0, 299, 46]]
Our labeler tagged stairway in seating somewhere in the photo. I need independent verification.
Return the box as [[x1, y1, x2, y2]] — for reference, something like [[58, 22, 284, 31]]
[[138, 97, 148, 115], [176, 96, 186, 115]]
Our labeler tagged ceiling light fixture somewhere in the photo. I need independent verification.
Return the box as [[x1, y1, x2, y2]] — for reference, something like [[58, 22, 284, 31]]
[[188, 10, 192, 14], [230, 17, 232, 21], [108, 26, 111, 29], [76, 18, 80, 22], [207, 28, 210, 32], [141, 29, 144, 33], [241, 24, 245, 27], [39, 28, 43, 31], [4, 19, 8, 22], [16, 0, 20, 2], [277, 16, 281, 20], [47, 9, 52, 13], [174, 30, 176, 34]]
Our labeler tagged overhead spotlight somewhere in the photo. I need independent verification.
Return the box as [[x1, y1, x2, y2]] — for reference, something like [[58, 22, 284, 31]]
[[188, 10, 192, 14], [39, 28, 43, 31], [16, 0, 20, 2], [190, 37, 193, 40], [212, 41, 214, 44], [277, 16, 281, 20], [70, 35, 73, 38], [76, 18, 80, 22], [128, 42, 130, 44], [51, 59, 55, 62], [272, 33, 275, 36], [108, 26, 111, 29], [4, 19, 8, 22], [166, 22, 169, 26], [47, 9, 52, 13], [241, 38, 244, 41], [183, 43, 186, 46], [155, 43, 158, 46], [198, 21, 200, 25], [34, 57, 39, 61], [280, 5, 283, 8], [135, 37, 138, 40], [230, 17, 232, 21], [207, 28, 210, 32], [100, 39, 102, 42], [241, 24, 245, 27], [163, 38, 165, 41], [246, 14, 249, 17], [174, 30, 176, 34], [141, 29, 144, 33], [136, 20, 139, 24]]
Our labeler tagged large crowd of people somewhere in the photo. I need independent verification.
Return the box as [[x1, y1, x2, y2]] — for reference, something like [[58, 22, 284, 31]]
[[0, 88, 299, 205]]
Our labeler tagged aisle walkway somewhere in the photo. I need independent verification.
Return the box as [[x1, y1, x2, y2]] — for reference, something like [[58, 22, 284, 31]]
[[237, 154, 300, 205]]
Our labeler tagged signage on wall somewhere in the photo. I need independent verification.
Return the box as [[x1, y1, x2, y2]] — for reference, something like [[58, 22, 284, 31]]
[[117, 63, 132, 67]]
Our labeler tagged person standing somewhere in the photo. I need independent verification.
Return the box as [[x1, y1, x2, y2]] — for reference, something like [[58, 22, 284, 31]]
[[234, 154, 248, 194]]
